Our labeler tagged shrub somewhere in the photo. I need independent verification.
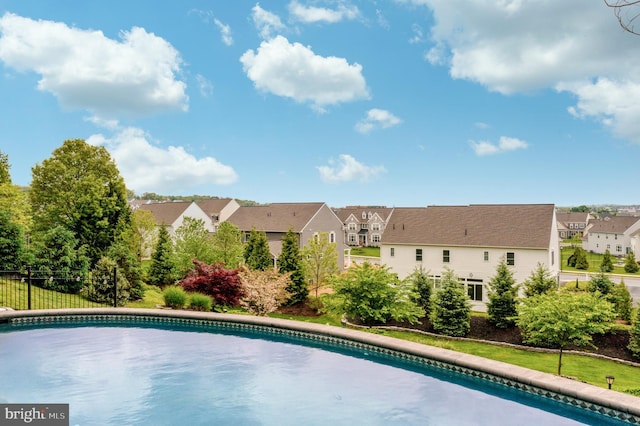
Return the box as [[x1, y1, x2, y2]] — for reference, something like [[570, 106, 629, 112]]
[[624, 251, 639, 273], [486, 258, 518, 328], [600, 249, 614, 272], [523, 263, 557, 297], [189, 293, 213, 312], [87, 256, 130, 306], [163, 286, 187, 309], [610, 280, 633, 321], [179, 260, 245, 308], [431, 268, 471, 337], [628, 307, 640, 358], [587, 273, 614, 295], [239, 268, 291, 316]]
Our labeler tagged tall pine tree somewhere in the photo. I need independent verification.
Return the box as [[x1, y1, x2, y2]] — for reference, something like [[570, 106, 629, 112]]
[[243, 228, 272, 271], [487, 258, 518, 328], [147, 225, 178, 286], [278, 228, 308, 305]]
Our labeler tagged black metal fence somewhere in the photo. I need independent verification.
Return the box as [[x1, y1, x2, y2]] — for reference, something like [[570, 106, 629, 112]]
[[0, 267, 119, 310]]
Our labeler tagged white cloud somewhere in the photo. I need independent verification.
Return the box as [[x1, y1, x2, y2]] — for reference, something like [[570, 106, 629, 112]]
[[470, 136, 528, 156], [213, 18, 233, 46], [0, 13, 188, 118], [196, 74, 214, 97], [400, 1, 640, 144], [355, 108, 402, 133], [240, 35, 369, 111], [288, 1, 360, 24], [474, 121, 490, 130], [87, 127, 238, 193], [409, 24, 425, 44], [317, 154, 386, 183], [252, 3, 286, 39]]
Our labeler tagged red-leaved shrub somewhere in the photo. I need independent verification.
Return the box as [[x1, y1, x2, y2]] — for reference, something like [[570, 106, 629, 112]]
[[179, 260, 245, 307]]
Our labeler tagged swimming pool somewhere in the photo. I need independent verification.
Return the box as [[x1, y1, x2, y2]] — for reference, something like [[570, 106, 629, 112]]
[[0, 309, 638, 425]]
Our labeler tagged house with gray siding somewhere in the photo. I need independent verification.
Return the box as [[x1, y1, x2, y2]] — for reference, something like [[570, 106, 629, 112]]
[[582, 216, 640, 260], [333, 206, 394, 247]]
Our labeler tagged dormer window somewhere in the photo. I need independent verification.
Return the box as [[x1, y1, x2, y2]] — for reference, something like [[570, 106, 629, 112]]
[[362, 212, 366, 219]]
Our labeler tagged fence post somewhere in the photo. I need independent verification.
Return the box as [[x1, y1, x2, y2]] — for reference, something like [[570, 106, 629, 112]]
[[113, 267, 117, 308], [27, 266, 32, 310]]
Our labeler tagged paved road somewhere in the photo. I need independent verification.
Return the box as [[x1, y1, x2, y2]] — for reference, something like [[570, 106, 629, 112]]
[[559, 272, 640, 305]]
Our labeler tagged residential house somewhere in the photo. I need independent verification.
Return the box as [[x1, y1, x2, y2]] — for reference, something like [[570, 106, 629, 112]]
[[582, 216, 640, 260], [137, 201, 213, 235], [380, 204, 560, 304], [556, 211, 591, 240], [226, 202, 346, 270], [333, 206, 394, 247], [196, 198, 240, 231]]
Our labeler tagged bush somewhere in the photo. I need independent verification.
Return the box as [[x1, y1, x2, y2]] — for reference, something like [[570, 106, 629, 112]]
[[189, 293, 213, 312], [179, 260, 245, 308], [163, 286, 187, 309], [611, 280, 633, 321], [87, 257, 130, 306], [431, 268, 471, 337], [624, 251, 639, 273], [628, 308, 640, 358]]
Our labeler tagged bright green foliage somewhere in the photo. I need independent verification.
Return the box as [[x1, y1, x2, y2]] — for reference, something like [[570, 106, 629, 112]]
[[629, 308, 640, 358], [430, 268, 471, 337], [147, 225, 178, 286], [211, 221, 244, 268], [106, 233, 145, 301], [324, 262, 424, 326], [0, 150, 10, 185], [243, 228, 272, 271], [189, 293, 213, 311], [567, 246, 589, 270], [163, 286, 188, 309], [174, 217, 215, 275], [0, 211, 26, 270], [600, 249, 614, 272], [610, 280, 633, 321], [30, 139, 132, 264], [588, 272, 614, 295], [517, 291, 615, 375], [301, 232, 338, 298], [0, 182, 31, 232], [406, 267, 432, 318], [132, 209, 157, 260], [487, 258, 518, 328], [87, 256, 130, 306], [624, 251, 639, 273], [523, 263, 557, 297], [278, 228, 308, 305]]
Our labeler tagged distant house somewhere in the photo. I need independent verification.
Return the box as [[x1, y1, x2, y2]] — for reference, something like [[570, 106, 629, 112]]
[[226, 202, 346, 270], [556, 211, 591, 240], [333, 206, 394, 247], [137, 201, 213, 236], [582, 216, 640, 260], [196, 198, 240, 231], [380, 204, 560, 304]]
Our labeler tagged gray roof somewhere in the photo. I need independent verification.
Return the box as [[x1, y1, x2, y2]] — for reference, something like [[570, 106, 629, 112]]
[[333, 206, 394, 222], [227, 202, 326, 232], [383, 204, 555, 249], [588, 216, 640, 234], [138, 201, 193, 225], [556, 212, 589, 224], [196, 198, 234, 216]]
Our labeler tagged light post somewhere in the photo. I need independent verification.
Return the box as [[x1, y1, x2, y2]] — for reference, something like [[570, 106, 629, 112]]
[[606, 375, 615, 390]]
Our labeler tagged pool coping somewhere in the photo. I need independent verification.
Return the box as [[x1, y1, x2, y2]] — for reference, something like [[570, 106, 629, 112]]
[[2, 307, 639, 422]]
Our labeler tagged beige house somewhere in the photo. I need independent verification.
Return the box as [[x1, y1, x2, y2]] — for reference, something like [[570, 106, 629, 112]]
[[333, 206, 394, 247], [556, 211, 591, 239], [137, 201, 214, 236], [582, 216, 640, 260], [196, 198, 240, 231], [380, 204, 560, 304], [226, 202, 346, 270]]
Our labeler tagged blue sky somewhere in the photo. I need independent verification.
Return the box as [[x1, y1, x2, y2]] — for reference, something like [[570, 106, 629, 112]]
[[0, 1, 639, 208]]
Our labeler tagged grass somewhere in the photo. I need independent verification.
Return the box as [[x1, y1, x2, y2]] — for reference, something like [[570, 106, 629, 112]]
[[560, 246, 639, 275], [0, 279, 108, 309], [349, 246, 380, 257]]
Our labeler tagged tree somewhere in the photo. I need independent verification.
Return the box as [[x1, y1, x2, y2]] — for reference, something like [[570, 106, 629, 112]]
[[324, 262, 424, 326], [587, 272, 614, 296], [30, 139, 132, 264], [0, 179, 32, 232], [0, 150, 10, 185], [516, 291, 615, 376], [278, 228, 308, 305], [87, 256, 130, 306], [106, 232, 145, 300], [211, 221, 244, 268], [486, 258, 518, 328], [628, 307, 640, 358], [0, 211, 26, 270], [147, 225, 178, 287], [605, 1, 640, 35], [624, 250, 639, 273], [610, 279, 633, 321], [238, 268, 291, 316], [430, 268, 471, 337], [570, 205, 589, 213], [301, 232, 338, 298], [406, 267, 433, 318], [600, 249, 614, 272], [132, 209, 158, 260], [243, 228, 272, 271], [174, 217, 215, 275], [522, 263, 557, 297], [179, 260, 245, 308], [566, 246, 589, 270]]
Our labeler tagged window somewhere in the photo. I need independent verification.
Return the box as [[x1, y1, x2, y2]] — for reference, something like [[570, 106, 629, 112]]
[[348, 233, 357, 244], [416, 249, 423, 262], [607, 244, 611, 250], [368, 212, 372, 219], [348, 222, 356, 231], [483, 251, 489, 262], [443, 250, 450, 263], [579, 223, 585, 229], [372, 223, 380, 231], [506, 252, 515, 266], [360, 223, 368, 230], [372, 234, 381, 243], [616, 245, 622, 253], [329, 232, 335, 243], [466, 281, 483, 301], [390, 247, 395, 257], [244, 232, 251, 242], [362, 212, 366, 219]]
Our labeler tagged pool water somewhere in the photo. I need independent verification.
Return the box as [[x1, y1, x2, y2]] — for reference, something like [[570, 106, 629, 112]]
[[0, 320, 629, 425]]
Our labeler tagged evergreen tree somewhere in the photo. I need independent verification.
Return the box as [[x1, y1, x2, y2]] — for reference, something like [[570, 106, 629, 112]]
[[211, 221, 244, 268], [624, 251, 639, 273], [522, 262, 557, 297], [278, 228, 308, 305], [147, 225, 178, 286], [430, 268, 471, 337], [588, 272, 614, 296], [567, 246, 589, 270], [407, 267, 432, 318], [600, 249, 614, 272], [87, 256, 130, 306], [243, 228, 272, 271], [629, 307, 640, 358], [0, 211, 25, 270], [486, 258, 518, 328], [610, 280, 633, 321]]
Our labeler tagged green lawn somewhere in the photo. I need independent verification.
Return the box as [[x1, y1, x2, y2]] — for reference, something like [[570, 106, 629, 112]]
[[349, 246, 380, 257], [560, 246, 639, 275]]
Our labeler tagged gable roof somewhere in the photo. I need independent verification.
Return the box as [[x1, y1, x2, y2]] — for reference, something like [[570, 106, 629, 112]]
[[556, 212, 589, 224], [333, 206, 394, 222], [587, 216, 640, 234], [226, 202, 326, 232], [196, 198, 235, 216], [383, 204, 555, 249], [138, 201, 193, 226]]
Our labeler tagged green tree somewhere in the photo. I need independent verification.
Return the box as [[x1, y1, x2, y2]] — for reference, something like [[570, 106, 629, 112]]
[[278, 228, 308, 305], [0, 179, 32, 232], [132, 209, 158, 261], [30, 139, 132, 264], [0, 211, 26, 270], [522, 263, 557, 297], [624, 251, 639, 273], [567, 246, 589, 270], [588, 272, 614, 296], [610, 280, 633, 321], [147, 225, 178, 286], [0, 150, 10, 185], [301, 232, 338, 298], [430, 268, 471, 337], [570, 205, 589, 213], [486, 258, 518, 328], [324, 262, 424, 326], [600, 249, 614, 272], [406, 266, 432, 318], [87, 256, 130, 306], [628, 307, 640, 358], [106, 231, 145, 300], [174, 217, 215, 275], [243, 228, 272, 271], [516, 291, 615, 376], [210, 221, 244, 268]]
